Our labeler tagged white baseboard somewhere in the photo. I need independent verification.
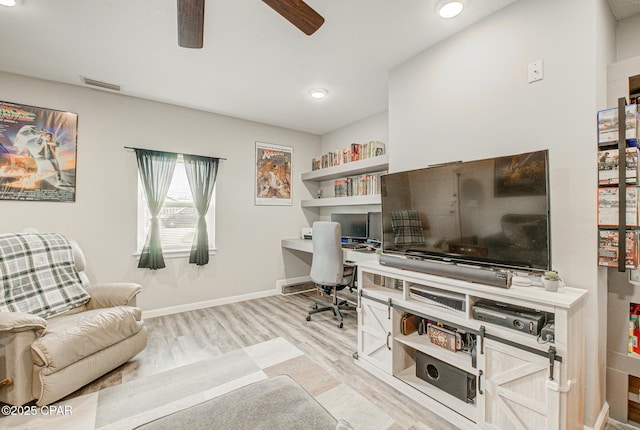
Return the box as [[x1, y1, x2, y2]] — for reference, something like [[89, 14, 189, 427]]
[[275, 275, 311, 294], [585, 402, 609, 430], [142, 288, 279, 319]]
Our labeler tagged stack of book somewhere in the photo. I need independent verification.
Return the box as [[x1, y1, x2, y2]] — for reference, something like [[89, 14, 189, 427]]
[[311, 141, 386, 171], [333, 172, 384, 197]]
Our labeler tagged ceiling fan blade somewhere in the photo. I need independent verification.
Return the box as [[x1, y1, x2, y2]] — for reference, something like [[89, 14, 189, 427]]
[[261, 0, 324, 36], [178, 0, 205, 48]]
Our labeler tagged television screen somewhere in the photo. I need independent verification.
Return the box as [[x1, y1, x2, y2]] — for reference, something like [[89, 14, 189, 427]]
[[331, 213, 367, 240], [381, 150, 550, 271]]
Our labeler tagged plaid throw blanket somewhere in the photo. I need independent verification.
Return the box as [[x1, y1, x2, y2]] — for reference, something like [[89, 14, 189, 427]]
[[0, 233, 90, 318], [391, 210, 426, 246]]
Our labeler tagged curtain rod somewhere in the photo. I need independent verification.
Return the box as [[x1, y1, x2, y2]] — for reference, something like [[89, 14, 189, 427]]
[[123, 146, 226, 161]]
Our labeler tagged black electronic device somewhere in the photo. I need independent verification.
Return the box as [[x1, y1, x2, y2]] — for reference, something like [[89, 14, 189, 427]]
[[331, 213, 367, 241], [472, 300, 547, 336], [380, 150, 551, 275], [408, 284, 466, 311], [341, 243, 368, 250], [415, 351, 476, 404], [380, 254, 511, 288], [367, 211, 383, 242]]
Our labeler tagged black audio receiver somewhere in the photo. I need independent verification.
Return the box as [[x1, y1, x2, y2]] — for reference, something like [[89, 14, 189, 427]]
[[472, 300, 547, 336]]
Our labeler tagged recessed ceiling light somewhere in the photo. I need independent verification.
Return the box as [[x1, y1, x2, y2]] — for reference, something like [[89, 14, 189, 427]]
[[0, 0, 16, 6], [309, 88, 328, 99], [438, 1, 464, 19]]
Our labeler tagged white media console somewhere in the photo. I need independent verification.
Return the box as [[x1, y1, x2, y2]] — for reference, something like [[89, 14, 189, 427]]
[[355, 260, 587, 430]]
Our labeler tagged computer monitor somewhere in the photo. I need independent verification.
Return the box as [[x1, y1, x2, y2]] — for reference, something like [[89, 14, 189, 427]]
[[330, 213, 367, 241], [367, 212, 382, 242]]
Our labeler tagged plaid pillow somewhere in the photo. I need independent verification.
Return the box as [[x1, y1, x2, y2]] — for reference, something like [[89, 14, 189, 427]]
[[0, 233, 90, 318], [391, 210, 426, 246]]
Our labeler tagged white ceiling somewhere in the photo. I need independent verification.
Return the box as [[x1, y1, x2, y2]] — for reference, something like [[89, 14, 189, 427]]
[[2, 1, 639, 135], [0, 0, 581, 136], [608, 0, 640, 20]]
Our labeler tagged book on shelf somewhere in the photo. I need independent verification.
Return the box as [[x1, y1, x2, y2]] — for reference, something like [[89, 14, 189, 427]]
[[341, 148, 350, 164], [350, 143, 360, 162], [310, 141, 386, 172], [598, 186, 640, 226], [334, 179, 347, 197], [333, 172, 385, 198], [630, 303, 640, 355], [598, 147, 639, 185], [598, 229, 639, 269], [598, 104, 639, 146]]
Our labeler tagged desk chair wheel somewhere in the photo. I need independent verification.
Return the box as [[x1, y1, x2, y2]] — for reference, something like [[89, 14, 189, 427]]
[[305, 315, 311, 322], [337, 321, 343, 329], [313, 304, 318, 310]]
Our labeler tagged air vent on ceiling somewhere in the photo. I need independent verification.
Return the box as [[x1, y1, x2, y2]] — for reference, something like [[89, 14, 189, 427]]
[[80, 76, 121, 92]]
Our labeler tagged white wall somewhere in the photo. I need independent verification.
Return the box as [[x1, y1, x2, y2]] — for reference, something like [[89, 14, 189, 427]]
[[316, 111, 389, 219], [616, 12, 640, 62], [0, 72, 320, 314], [320, 110, 388, 155], [388, 0, 615, 426]]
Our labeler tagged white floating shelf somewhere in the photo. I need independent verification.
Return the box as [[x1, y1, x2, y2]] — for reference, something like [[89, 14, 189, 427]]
[[301, 194, 381, 208], [301, 154, 389, 182]]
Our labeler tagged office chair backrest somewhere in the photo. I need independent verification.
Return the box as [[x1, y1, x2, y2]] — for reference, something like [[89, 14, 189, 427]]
[[310, 221, 344, 287]]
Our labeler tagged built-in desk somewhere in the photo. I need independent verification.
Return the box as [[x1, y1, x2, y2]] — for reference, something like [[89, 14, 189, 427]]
[[281, 238, 379, 264]]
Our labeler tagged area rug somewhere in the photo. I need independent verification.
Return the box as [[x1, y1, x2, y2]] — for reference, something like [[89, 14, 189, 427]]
[[135, 375, 336, 430], [0, 337, 395, 430]]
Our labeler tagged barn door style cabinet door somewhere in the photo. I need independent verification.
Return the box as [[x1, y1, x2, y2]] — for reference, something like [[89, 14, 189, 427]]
[[357, 296, 393, 373], [477, 339, 560, 430]]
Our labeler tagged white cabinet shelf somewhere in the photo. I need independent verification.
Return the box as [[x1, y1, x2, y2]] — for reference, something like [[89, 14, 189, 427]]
[[301, 194, 381, 208], [356, 260, 587, 430], [395, 332, 474, 374], [301, 154, 389, 182], [395, 365, 477, 422]]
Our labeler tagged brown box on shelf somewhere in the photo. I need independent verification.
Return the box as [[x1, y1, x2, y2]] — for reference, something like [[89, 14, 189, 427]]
[[427, 323, 460, 352], [401, 315, 421, 335], [630, 375, 640, 396]]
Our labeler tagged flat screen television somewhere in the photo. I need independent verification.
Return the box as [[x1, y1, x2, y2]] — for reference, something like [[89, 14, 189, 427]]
[[381, 150, 550, 273]]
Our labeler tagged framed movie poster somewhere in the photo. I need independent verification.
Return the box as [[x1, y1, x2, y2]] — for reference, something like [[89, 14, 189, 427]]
[[0, 101, 78, 202], [255, 141, 292, 206]]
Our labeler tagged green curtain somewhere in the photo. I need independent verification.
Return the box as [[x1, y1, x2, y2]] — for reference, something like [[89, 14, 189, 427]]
[[136, 149, 177, 270], [183, 154, 219, 265]]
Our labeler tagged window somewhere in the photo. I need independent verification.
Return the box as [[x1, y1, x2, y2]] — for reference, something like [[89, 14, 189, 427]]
[[137, 155, 215, 256]]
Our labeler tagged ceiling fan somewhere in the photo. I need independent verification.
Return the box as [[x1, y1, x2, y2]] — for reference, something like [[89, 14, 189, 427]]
[[177, 0, 325, 49]]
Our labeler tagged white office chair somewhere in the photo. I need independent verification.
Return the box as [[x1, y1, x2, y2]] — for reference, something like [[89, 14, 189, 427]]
[[305, 221, 355, 328]]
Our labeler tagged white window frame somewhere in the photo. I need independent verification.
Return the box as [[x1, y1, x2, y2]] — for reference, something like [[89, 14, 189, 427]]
[[136, 155, 216, 258]]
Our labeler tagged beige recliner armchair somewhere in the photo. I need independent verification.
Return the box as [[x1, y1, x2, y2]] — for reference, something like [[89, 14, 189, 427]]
[[0, 238, 147, 406]]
